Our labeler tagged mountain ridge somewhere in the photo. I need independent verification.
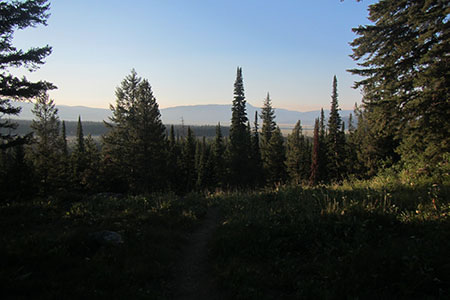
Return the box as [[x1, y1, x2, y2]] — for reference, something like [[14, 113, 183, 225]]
[[7, 101, 353, 126]]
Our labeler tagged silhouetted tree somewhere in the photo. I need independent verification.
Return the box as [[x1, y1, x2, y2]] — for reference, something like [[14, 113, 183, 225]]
[[0, 0, 55, 149], [286, 120, 309, 185], [29, 92, 62, 193], [349, 0, 449, 168], [310, 118, 320, 185], [227, 67, 251, 188], [103, 70, 167, 193], [326, 76, 345, 182]]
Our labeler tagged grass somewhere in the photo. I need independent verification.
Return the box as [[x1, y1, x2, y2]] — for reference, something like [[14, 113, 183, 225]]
[[210, 183, 450, 299], [0, 192, 208, 300]]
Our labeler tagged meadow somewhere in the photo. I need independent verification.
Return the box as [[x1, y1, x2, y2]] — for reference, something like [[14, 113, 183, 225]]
[[1, 179, 449, 299], [210, 181, 450, 299]]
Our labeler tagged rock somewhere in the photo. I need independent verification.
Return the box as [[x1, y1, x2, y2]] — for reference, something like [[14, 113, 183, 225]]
[[89, 230, 123, 246]]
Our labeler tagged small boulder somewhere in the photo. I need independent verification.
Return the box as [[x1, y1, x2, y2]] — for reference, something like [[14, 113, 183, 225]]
[[89, 230, 123, 246]]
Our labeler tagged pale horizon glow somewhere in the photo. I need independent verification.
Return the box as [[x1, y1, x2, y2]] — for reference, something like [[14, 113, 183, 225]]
[[11, 0, 376, 112]]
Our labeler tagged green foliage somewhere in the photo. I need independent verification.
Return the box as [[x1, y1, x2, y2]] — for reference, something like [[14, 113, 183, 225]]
[[103, 70, 167, 193], [28, 92, 63, 193], [349, 0, 449, 171], [211, 182, 450, 299], [228, 67, 252, 188], [326, 76, 346, 182], [0, 192, 208, 299], [0, 0, 55, 149], [286, 120, 310, 185]]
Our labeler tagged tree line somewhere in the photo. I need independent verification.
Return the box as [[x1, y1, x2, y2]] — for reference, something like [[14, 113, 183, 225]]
[[1, 0, 448, 199]]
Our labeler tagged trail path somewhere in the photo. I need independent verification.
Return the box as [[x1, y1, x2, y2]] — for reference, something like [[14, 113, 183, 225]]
[[173, 206, 226, 300]]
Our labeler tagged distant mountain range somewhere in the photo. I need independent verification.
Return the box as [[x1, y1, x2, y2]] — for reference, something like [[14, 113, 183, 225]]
[[8, 101, 352, 126]]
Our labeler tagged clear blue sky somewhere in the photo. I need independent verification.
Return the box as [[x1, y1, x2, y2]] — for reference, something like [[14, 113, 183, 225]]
[[12, 0, 376, 111]]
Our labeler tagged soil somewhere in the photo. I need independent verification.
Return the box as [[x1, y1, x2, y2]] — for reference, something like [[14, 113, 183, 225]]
[[172, 206, 227, 300]]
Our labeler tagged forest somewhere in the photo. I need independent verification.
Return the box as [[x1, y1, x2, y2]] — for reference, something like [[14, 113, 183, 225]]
[[1, 0, 449, 299]]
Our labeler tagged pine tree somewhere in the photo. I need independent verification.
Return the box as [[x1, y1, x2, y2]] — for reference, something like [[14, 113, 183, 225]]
[[196, 137, 209, 190], [326, 76, 345, 182], [318, 107, 327, 182], [286, 120, 309, 185], [260, 92, 281, 185], [29, 92, 62, 193], [265, 126, 286, 186], [249, 111, 263, 187], [71, 116, 86, 188], [80, 134, 100, 193], [349, 0, 449, 168], [309, 118, 320, 185], [182, 126, 197, 192], [210, 123, 226, 189], [260, 92, 277, 171], [0, 0, 55, 149], [103, 70, 167, 193], [228, 67, 251, 188]]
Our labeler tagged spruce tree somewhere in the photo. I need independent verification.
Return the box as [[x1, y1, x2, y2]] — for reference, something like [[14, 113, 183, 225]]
[[228, 67, 251, 188], [326, 76, 345, 182], [103, 70, 167, 193], [349, 0, 449, 168], [265, 126, 286, 186], [29, 92, 62, 193], [249, 111, 263, 187], [182, 126, 196, 192], [260, 92, 277, 169], [80, 134, 100, 192], [0, 0, 55, 149], [71, 116, 86, 188], [211, 122, 225, 189], [309, 118, 320, 185], [286, 120, 309, 185]]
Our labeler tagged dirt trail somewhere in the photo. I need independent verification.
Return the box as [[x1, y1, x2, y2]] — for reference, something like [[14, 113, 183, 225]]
[[172, 206, 226, 300]]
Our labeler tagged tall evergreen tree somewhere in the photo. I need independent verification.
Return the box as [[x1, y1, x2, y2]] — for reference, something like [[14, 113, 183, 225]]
[[265, 126, 286, 186], [249, 111, 263, 187], [29, 92, 62, 193], [210, 123, 226, 189], [103, 70, 167, 193], [326, 76, 345, 182], [182, 126, 197, 192], [310, 118, 320, 185], [349, 0, 449, 168], [286, 120, 309, 185], [228, 67, 251, 188], [260, 92, 277, 168], [0, 0, 55, 149], [71, 116, 86, 188]]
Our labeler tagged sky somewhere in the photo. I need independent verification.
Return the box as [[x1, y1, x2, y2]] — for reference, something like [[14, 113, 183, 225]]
[[12, 0, 377, 112]]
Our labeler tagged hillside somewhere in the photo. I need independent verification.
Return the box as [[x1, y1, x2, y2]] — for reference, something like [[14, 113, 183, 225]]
[[8, 101, 352, 126]]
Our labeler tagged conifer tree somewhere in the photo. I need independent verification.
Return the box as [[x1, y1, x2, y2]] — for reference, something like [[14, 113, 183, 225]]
[[182, 126, 196, 192], [249, 111, 263, 186], [349, 0, 449, 168], [80, 134, 100, 192], [196, 137, 209, 190], [265, 126, 286, 186], [103, 70, 167, 193], [71, 116, 86, 188], [29, 92, 62, 193], [228, 67, 251, 188], [326, 76, 345, 182], [211, 123, 226, 189], [167, 125, 182, 192], [286, 120, 309, 185], [309, 118, 320, 185], [0, 0, 55, 149], [260, 92, 277, 169]]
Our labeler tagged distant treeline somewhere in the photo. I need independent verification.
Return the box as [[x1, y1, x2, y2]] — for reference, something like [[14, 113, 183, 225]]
[[0, 119, 230, 138]]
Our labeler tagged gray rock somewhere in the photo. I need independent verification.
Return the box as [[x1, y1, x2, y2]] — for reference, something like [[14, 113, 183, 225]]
[[89, 230, 123, 246]]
